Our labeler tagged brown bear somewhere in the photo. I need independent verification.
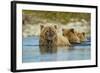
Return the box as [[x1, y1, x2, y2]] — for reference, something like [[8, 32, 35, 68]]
[[39, 24, 70, 46], [76, 32, 86, 42], [62, 28, 80, 43]]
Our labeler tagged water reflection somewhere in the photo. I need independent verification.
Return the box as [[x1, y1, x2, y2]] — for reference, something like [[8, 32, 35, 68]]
[[39, 45, 57, 54]]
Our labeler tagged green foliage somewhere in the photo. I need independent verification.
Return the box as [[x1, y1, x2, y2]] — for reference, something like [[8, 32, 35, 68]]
[[23, 10, 90, 24]]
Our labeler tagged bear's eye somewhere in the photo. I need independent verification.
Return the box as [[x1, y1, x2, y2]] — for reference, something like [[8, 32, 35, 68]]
[[62, 33, 64, 36]]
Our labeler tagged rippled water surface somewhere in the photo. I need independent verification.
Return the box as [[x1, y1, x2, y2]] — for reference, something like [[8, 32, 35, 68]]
[[22, 36, 91, 63]]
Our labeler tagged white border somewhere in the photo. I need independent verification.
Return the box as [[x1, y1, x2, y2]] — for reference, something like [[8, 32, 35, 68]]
[[16, 4, 96, 70]]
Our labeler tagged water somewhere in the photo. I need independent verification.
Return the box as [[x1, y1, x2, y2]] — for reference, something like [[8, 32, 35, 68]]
[[22, 36, 91, 63]]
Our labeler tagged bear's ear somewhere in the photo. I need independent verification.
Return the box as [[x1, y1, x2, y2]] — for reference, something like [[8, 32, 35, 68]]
[[40, 25, 44, 30], [82, 32, 85, 36], [54, 25, 57, 29], [70, 28, 74, 33], [62, 28, 65, 32]]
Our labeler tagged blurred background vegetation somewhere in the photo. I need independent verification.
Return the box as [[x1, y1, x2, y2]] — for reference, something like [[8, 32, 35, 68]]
[[22, 10, 91, 37], [22, 10, 91, 25]]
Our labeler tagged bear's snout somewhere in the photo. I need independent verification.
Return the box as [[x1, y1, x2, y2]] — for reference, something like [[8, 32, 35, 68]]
[[45, 30, 55, 40]]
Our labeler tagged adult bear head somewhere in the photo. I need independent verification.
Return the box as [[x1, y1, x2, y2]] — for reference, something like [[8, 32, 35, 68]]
[[39, 24, 57, 46]]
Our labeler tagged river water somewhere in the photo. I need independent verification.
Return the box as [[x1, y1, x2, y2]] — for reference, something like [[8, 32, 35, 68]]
[[22, 36, 91, 63]]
